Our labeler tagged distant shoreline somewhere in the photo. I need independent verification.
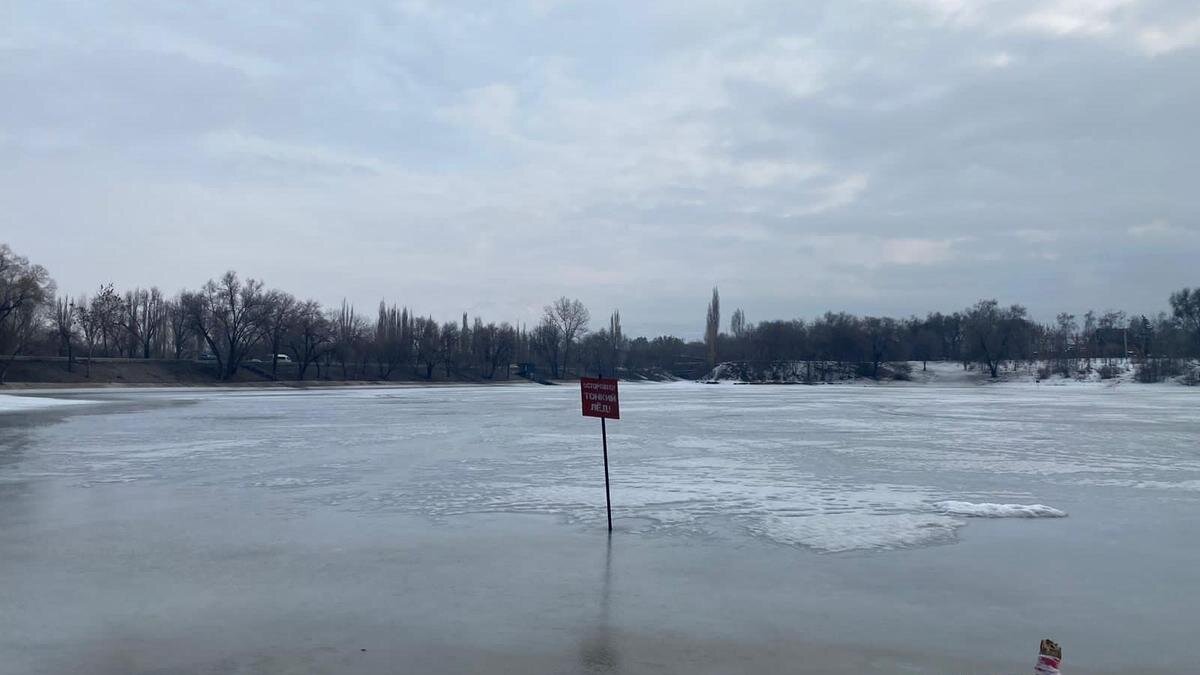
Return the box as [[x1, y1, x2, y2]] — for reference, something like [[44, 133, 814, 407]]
[[0, 356, 684, 391], [0, 356, 559, 390], [0, 378, 546, 392], [702, 359, 1198, 387], [4, 357, 1196, 391]]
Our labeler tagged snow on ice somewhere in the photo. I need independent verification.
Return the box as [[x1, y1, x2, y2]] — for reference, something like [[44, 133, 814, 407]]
[[0, 394, 97, 414], [933, 501, 1068, 518]]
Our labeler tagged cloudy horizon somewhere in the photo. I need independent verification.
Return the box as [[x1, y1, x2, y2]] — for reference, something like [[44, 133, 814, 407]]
[[3, 0, 1198, 338]]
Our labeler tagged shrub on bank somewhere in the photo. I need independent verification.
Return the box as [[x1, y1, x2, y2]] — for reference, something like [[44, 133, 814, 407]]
[[1135, 358, 1184, 383]]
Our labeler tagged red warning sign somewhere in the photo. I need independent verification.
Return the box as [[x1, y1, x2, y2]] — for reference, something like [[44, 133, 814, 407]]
[[580, 377, 620, 419]]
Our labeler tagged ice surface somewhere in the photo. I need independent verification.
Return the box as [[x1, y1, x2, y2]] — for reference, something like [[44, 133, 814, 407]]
[[933, 501, 1067, 518], [0, 393, 97, 413], [1, 383, 1187, 553], [2, 382, 1200, 672]]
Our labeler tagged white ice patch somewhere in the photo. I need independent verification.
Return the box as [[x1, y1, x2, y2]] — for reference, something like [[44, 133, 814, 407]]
[[749, 513, 962, 553], [0, 394, 97, 414], [933, 501, 1067, 518], [252, 477, 331, 489], [377, 442, 964, 552]]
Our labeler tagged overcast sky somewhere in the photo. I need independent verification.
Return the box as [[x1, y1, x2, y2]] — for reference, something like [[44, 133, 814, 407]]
[[3, 1, 1198, 337]]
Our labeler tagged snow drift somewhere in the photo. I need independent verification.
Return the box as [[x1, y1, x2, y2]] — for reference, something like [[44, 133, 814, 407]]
[[933, 501, 1067, 518]]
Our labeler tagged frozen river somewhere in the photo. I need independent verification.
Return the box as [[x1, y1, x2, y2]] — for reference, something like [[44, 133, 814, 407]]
[[1, 382, 1197, 673]]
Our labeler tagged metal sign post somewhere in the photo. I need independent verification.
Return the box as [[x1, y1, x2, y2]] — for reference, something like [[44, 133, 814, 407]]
[[581, 377, 620, 531]]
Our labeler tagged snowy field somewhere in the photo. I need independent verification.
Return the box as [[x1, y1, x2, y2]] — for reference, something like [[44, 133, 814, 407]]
[[1, 383, 1197, 673]]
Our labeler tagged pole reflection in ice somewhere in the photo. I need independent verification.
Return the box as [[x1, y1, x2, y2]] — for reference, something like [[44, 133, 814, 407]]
[[579, 532, 618, 672]]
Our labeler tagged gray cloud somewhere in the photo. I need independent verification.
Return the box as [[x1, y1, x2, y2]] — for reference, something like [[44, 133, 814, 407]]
[[2, 0, 1197, 338]]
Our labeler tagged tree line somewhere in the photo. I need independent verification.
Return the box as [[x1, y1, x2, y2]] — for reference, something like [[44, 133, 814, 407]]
[[0, 244, 628, 384], [703, 288, 1200, 383], [1, 243, 1198, 384]]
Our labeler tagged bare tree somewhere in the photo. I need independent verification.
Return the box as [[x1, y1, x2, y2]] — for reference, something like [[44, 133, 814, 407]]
[[543, 297, 590, 378], [0, 301, 45, 384], [330, 300, 366, 379], [1081, 310, 1097, 364], [730, 308, 746, 339], [440, 320, 460, 378], [1048, 312, 1078, 376], [263, 290, 297, 379], [74, 285, 120, 379], [471, 316, 487, 374], [607, 310, 626, 374], [286, 300, 330, 380], [578, 310, 627, 377], [374, 302, 409, 380], [863, 316, 899, 379], [458, 312, 471, 372], [909, 325, 938, 372], [531, 318, 562, 378], [164, 295, 190, 359], [54, 297, 76, 372], [578, 314, 625, 378], [0, 244, 54, 381], [579, 331, 607, 377], [413, 316, 440, 379], [119, 290, 140, 358], [1170, 287, 1200, 355], [963, 299, 1030, 378], [120, 287, 166, 358], [0, 244, 53, 329], [140, 288, 165, 358], [183, 271, 269, 380], [475, 322, 515, 379]]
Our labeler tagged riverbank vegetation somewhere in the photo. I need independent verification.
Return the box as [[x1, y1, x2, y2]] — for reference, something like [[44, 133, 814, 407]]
[[2, 243, 1197, 384]]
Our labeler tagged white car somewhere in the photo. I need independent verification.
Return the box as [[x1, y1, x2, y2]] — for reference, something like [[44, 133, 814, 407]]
[[274, 354, 292, 363]]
